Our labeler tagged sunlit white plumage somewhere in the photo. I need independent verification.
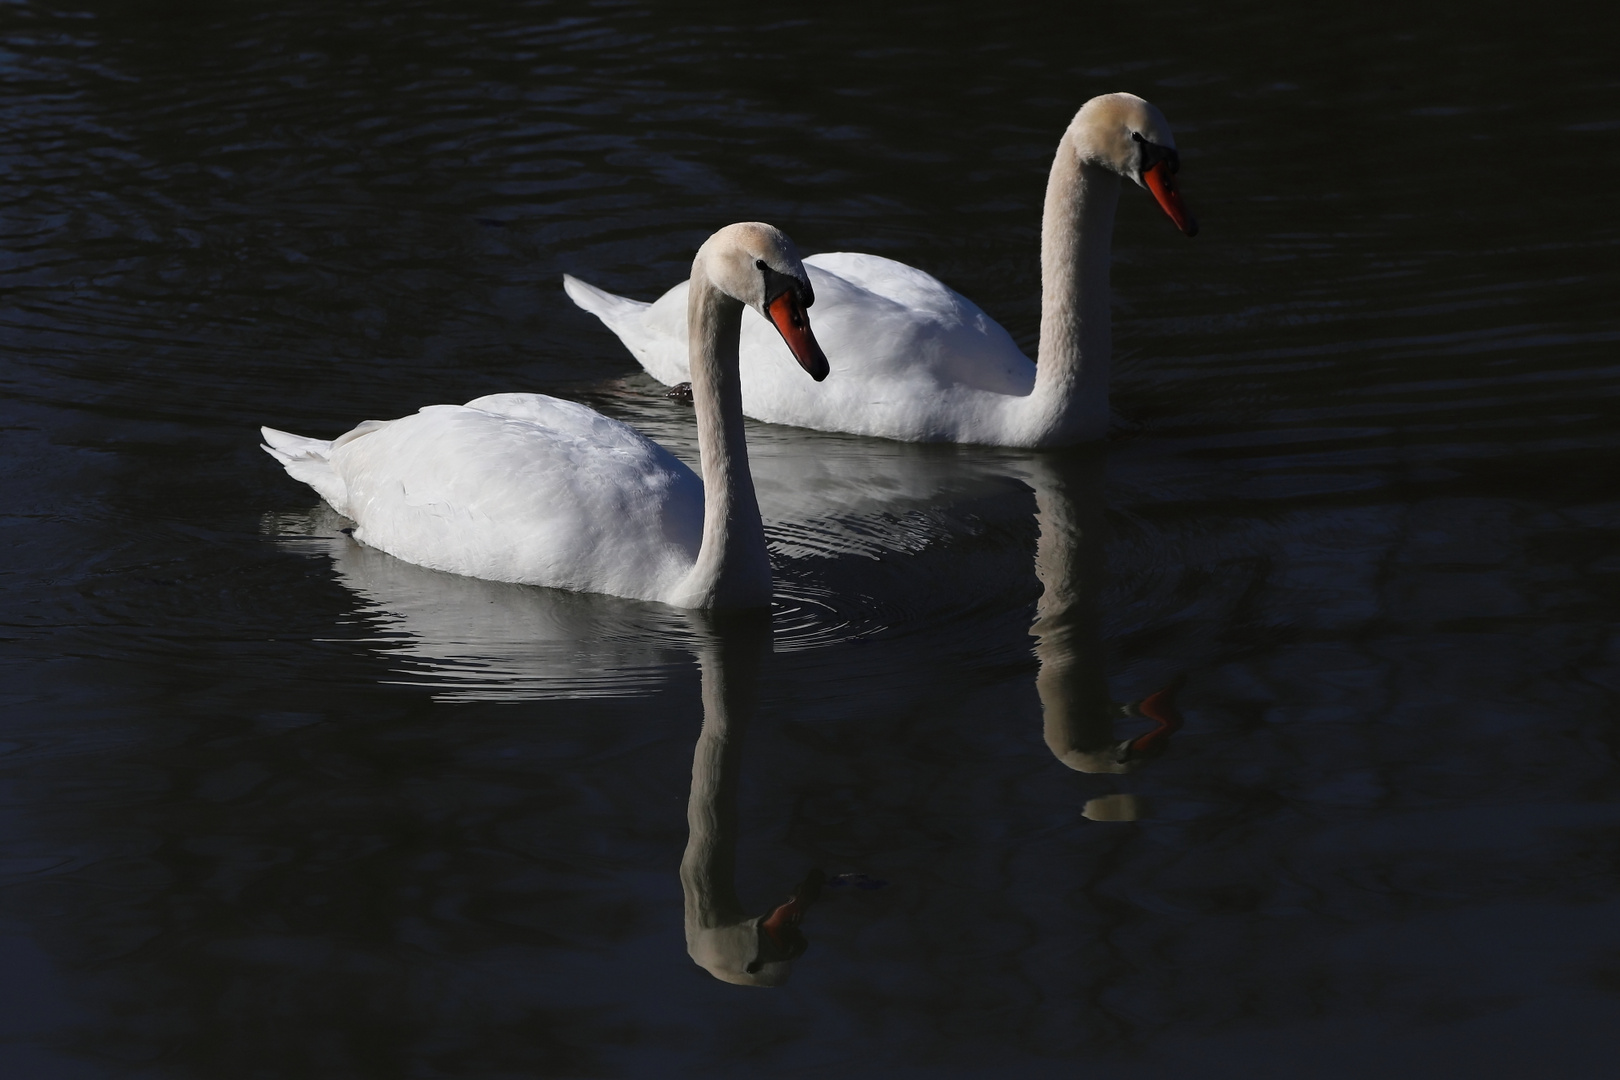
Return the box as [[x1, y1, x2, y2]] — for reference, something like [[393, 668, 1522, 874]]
[[261, 222, 829, 609], [261, 395, 703, 601], [565, 92, 1197, 448], [566, 252, 1031, 441]]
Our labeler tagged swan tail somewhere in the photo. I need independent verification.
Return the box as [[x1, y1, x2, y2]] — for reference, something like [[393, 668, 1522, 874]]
[[260, 426, 350, 513], [562, 274, 651, 337], [564, 274, 690, 386]]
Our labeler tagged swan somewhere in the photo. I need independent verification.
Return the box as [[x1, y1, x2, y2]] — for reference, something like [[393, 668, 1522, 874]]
[[260, 222, 829, 609], [563, 92, 1196, 448]]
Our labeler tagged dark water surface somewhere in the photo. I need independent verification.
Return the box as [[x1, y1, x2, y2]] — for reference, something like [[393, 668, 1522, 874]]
[[4, 1, 1620, 1076]]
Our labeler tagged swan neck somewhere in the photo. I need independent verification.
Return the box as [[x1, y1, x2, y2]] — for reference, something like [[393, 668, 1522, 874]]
[[678, 274, 771, 609], [1031, 145, 1120, 444]]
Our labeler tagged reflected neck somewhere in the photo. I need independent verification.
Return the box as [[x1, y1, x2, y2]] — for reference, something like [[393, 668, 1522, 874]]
[[1026, 455, 1121, 772], [680, 640, 748, 932], [1027, 144, 1120, 445]]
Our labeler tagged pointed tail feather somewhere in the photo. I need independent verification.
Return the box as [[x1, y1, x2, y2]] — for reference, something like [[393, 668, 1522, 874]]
[[260, 426, 349, 513], [563, 274, 651, 337], [260, 425, 332, 464], [563, 274, 694, 385]]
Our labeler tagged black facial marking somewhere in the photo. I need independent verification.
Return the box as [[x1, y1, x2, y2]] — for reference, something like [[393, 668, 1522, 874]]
[[759, 261, 814, 309], [1133, 132, 1181, 175]]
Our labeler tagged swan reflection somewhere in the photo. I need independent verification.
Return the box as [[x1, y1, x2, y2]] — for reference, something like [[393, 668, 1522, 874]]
[[698, 410, 1187, 789], [680, 612, 823, 986], [263, 504, 697, 700], [1026, 451, 1184, 798]]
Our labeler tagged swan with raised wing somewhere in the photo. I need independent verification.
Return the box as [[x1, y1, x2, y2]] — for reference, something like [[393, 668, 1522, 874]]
[[261, 222, 829, 609], [564, 93, 1195, 448]]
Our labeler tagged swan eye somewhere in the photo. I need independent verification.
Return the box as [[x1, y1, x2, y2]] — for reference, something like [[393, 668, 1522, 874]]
[[1131, 131, 1145, 143], [755, 259, 768, 271]]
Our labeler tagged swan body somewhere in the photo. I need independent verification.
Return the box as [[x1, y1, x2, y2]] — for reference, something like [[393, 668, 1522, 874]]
[[565, 92, 1196, 448], [262, 222, 828, 609], [261, 396, 705, 602], [566, 252, 1035, 442]]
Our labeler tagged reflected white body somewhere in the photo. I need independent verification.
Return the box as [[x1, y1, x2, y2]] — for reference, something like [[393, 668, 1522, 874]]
[[266, 503, 695, 701]]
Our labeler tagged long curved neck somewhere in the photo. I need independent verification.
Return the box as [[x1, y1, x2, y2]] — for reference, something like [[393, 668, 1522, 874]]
[[676, 273, 772, 609], [1027, 137, 1121, 445]]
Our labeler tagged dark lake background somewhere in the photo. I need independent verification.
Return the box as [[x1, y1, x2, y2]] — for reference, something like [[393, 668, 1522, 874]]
[[4, 1, 1619, 1076]]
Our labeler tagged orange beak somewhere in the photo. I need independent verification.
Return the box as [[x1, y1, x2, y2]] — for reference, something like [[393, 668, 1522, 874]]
[[765, 290, 830, 381], [1143, 160, 1198, 237]]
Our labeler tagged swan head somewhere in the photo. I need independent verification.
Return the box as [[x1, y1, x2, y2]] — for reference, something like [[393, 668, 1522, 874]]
[[1070, 93, 1198, 237], [695, 222, 830, 381]]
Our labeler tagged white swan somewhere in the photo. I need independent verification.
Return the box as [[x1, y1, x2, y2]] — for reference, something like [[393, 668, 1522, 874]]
[[564, 92, 1196, 448], [260, 222, 829, 609]]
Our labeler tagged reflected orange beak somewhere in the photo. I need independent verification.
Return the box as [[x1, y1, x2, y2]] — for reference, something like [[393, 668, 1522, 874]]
[[760, 868, 824, 946], [1144, 160, 1198, 237], [765, 290, 830, 381], [760, 895, 807, 945], [1125, 676, 1186, 758]]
